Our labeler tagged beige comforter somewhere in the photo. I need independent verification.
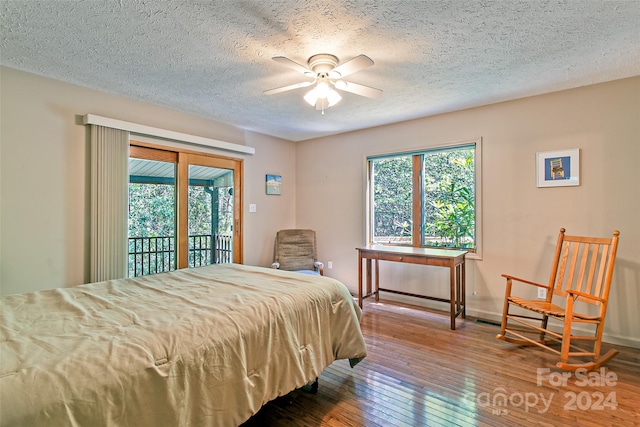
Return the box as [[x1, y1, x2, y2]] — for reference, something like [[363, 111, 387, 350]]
[[0, 264, 366, 426]]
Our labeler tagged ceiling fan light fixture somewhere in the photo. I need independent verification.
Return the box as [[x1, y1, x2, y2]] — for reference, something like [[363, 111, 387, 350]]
[[304, 82, 342, 109], [303, 88, 318, 106], [315, 80, 331, 98], [326, 89, 342, 107]]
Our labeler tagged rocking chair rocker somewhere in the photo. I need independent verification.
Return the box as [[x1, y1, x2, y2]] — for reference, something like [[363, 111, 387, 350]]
[[496, 228, 620, 371]]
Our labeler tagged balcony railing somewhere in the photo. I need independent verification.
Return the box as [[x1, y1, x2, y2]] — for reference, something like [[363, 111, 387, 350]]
[[128, 234, 232, 278]]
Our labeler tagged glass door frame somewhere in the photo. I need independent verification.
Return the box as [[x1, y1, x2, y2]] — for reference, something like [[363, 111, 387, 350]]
[[177, 152, 243, 268]]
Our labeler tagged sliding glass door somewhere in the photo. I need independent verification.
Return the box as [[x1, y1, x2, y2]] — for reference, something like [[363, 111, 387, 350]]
[[129, 145, 243, 277]]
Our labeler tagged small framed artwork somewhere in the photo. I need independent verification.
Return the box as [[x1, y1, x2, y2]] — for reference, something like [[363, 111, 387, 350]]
[[266, 174, 282, 195], [536, 149, 580, 188]]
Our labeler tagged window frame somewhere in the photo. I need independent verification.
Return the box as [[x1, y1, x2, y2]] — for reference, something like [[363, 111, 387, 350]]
[[365, 138, 482, 260]]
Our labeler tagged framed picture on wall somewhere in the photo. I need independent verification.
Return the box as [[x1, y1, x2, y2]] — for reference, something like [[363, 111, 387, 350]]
[[536, 149, 580, 187], [266, 174, 282, 195]]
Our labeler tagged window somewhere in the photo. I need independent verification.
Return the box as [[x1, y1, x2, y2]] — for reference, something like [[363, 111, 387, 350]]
[[367, 139, 481, 257]]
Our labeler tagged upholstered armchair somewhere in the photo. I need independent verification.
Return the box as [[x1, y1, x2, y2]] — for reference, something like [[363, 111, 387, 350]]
[[271, 229, 324, 275]]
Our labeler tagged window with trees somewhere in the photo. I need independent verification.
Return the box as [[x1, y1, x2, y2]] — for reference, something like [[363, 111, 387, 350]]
[[367, 139, 481, 255]]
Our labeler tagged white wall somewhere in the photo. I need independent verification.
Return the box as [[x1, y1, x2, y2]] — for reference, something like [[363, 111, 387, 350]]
[[296, 77, 640, 348], [0, 66, 295, 295]]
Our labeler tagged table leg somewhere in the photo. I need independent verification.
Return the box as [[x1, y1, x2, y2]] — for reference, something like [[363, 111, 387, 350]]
[[455, 263, 461, 317], [450, 263, 456, 330], [461, 259, 466, 318], [374, 259, 379, 301], [365, 258, 372, 297], [358, 253, 363, 308]]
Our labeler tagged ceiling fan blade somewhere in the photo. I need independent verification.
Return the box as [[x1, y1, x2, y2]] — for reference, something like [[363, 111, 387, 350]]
[[335, 81, 383, 99], [331, 54, 374, 78], [264, 81, 314, 95], [272, 56, 315, 76]]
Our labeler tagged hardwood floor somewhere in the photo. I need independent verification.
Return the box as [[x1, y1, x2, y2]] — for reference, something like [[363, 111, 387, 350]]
[[243, 300, 640, 426]]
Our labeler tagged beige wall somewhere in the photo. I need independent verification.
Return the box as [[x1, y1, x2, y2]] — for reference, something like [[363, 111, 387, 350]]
[[1, 65, 638, 348], [0, 66, 295, 295], [297, 77, 640, 348], [243, 131, 297, 265]]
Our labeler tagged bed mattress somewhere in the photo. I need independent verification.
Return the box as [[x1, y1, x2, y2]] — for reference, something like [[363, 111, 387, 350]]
[[0, 263, 366, 426]]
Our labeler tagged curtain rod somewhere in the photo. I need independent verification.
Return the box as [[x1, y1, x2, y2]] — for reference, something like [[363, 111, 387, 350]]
[[82, 114, 255, 155]]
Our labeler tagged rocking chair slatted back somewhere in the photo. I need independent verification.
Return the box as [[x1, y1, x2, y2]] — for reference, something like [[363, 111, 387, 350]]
[[551, 230, 619, 305]]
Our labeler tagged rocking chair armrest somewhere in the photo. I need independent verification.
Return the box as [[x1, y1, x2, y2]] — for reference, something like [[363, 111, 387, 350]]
[[501, 274, 548, 289], [566, 289, 605, 302]]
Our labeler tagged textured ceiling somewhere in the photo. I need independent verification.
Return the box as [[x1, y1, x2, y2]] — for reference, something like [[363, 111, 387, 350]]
[[1, 1, 639, 141]]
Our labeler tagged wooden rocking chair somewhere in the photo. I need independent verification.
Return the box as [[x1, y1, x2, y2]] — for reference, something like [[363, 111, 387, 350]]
[[496, 228, 620, 371]]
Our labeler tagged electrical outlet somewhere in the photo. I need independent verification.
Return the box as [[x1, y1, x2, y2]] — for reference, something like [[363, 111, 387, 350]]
[[537, 287, 548, 299], [327, 261, 333, 269], [249, 204, 256, 213]]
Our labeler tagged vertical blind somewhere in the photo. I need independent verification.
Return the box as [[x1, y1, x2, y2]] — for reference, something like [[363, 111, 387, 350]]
[[90, 125, 129, 282]]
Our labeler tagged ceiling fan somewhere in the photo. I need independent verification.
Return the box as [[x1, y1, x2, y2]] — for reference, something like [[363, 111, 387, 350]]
[[264, 53, 383, 113]]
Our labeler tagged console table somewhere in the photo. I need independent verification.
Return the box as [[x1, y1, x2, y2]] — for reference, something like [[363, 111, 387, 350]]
[[356, 245, 467, 330]]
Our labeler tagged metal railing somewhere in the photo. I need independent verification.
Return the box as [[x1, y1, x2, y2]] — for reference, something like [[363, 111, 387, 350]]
[[189, 233, 233, 267], [128, 234, 232, 277]]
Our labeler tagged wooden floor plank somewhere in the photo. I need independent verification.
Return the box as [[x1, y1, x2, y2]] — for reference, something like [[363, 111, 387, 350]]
[[242, 300, 640, 426]]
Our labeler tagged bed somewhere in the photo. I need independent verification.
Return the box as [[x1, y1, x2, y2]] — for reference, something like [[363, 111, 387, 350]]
[[0, 263, 367, 426]]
